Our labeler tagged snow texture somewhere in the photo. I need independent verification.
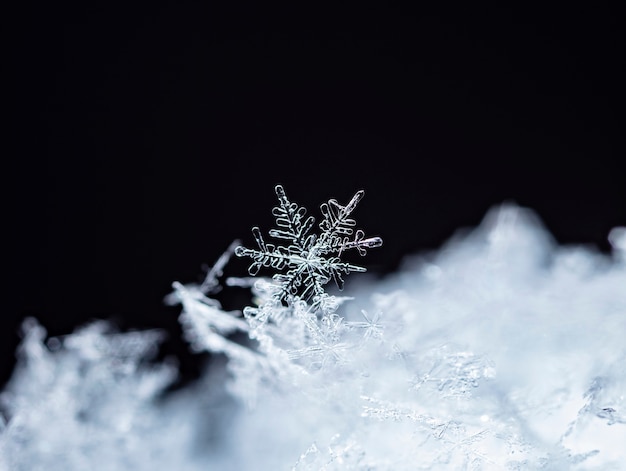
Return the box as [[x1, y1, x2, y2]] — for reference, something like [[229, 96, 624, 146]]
[[1, 202, 625, 470]]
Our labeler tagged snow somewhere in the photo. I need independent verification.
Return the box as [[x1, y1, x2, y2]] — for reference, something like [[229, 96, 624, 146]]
[[1, 203, 624, 470]]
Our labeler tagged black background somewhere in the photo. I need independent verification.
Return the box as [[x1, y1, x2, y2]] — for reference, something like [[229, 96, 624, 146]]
[[5, 4, 624, 388]]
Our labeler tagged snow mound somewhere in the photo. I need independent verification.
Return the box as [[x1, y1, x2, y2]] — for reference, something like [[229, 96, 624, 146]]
[[1, 204, 624, 470]]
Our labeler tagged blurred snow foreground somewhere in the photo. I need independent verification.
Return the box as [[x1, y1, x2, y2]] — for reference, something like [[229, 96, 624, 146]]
[[2, 201, 626, 471]]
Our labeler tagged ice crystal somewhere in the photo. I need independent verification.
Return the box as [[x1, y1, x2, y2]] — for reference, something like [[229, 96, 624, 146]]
[[235, 184, 382, 310]]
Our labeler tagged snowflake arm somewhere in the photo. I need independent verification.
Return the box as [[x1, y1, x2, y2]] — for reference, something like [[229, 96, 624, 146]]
[[268, 184, 316, 249], [236, 227, 294, 276], [164, 239, 240, 307], [318, 191, 383, 255]]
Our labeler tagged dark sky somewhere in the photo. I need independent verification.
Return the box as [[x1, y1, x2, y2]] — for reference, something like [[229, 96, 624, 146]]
[[5, 5, 624, 387]]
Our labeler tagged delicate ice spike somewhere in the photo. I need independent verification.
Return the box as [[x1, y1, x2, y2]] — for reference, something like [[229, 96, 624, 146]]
[[342, 189, 365, 216], [274, 184, 287, 202], [199, 239, 241, 293], [341, 233, 383, 255], [165, 240, 241, 306], [251, 226, 266, 251]]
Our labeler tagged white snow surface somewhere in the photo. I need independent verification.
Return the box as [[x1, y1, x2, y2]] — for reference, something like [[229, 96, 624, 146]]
[[1, 204, 625, 470]]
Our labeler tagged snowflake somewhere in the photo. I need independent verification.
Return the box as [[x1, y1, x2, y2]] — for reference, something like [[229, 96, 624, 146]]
[[235, 184, 382, 310]]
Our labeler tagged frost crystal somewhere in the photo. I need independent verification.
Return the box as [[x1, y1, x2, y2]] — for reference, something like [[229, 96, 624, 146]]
[[235, 185, 382, 310]]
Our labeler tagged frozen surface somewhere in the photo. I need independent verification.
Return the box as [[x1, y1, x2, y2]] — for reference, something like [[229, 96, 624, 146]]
[[1, 204, 625, 470]]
